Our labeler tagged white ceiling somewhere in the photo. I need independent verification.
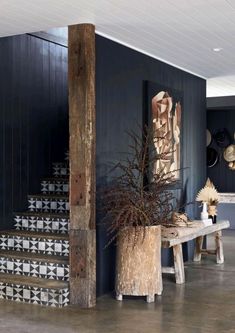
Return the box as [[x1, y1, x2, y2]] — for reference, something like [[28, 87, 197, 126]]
[[1, 0, 235, 97]]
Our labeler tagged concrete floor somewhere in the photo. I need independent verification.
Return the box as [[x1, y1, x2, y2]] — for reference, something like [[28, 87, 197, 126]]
[[1, 231, 235, 333]]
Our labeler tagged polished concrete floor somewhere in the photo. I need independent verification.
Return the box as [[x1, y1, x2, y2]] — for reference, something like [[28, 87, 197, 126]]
[[1, 230, 235, 333]]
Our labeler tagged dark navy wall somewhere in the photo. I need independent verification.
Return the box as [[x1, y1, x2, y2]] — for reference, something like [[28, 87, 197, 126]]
[[0, 32, 206, 296], [207, 110, 235, 192], [207, 109, 235, 229], [96, 35, 206, 294], [0, 34, 68, 230]]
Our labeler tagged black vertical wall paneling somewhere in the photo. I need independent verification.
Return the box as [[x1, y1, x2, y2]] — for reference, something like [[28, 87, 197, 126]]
[[42, 39, 50, 168], [207, 109, 235, 192], [0, 38, 8, 228], [207, 110, 235, 229], [12, 37, 21, 212], [54, 43, 69, 163], [4, 37, 14, 229], [0, 34, 68, 229], [95, 35, 206, 295], [0, 31, 206, 296], [48, 42, 56, 168]]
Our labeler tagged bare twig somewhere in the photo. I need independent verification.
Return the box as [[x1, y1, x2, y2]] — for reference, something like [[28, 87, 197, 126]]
[[100, 125, 181, 247]]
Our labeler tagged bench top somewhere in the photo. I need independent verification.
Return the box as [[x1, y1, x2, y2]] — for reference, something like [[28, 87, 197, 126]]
[[161, 220, 230, 248]]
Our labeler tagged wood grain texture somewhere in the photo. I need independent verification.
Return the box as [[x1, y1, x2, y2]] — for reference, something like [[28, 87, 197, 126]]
[[115, 226, 162, 302], [193, 236, 204, 262], [215, 230, 224, 264], [219, 193, 235, 203], [173, 244, 185, 284], [162, 220, 230, 248], [163, 221, 229, 284], [68, 24, 96, 308], [69, 229, 96, 306]]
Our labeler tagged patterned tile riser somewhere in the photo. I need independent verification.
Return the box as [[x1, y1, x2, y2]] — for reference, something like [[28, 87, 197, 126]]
[[0, 258, 69, 281], [0, 284, 69, 307], [41, 181, 69, 194], [0, 236, 69, 256], [14, 216, 70, 234], [52, 163, 69, 177], [28, 198, 69, 213]]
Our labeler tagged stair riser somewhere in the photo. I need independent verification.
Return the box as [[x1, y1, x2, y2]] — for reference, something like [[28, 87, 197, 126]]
[[52, 163, 69, 177], [0, 236, 69, 256], [0, 257, 69, 281], [0, 284, 69, 307], [14, 216, 69, 234], [28, 198, 69, 213], [41, 181, 69, 194]]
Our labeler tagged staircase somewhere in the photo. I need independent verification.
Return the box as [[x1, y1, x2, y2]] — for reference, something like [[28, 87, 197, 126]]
[[0, 159, 70, 307]]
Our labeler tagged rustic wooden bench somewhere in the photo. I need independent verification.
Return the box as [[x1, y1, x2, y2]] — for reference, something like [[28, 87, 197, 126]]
[[161, 220, 230, 284]]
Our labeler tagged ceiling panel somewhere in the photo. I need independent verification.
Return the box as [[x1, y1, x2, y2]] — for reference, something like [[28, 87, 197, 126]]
[[0, 0, 235, 96]]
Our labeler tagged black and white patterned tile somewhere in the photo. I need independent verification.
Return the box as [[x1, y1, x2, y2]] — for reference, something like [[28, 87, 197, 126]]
[[0, 235, 69, 256], [41, 180, 69, 194], [64, 151, 69, 162], [14, 215, 69, 234], [0, 283, 69, 307], [28, 196, 69, 213], [52, 163, 69, 177], [0, 153, 72, 306], [0, 257, 69, 281]]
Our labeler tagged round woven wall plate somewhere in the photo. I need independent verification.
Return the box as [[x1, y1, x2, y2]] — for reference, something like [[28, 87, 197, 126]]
[[207, 147, 219, 168]]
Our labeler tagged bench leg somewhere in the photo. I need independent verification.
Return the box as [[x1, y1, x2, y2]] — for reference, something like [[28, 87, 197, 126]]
[[193, 236, 204, 262], [173, 244, 185, 284], [156, 271, 163, 296], [215, 231, 224, 264]]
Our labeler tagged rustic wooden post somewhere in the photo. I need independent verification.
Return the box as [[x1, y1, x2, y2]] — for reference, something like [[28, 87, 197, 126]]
[[68, 23, 96, 308]]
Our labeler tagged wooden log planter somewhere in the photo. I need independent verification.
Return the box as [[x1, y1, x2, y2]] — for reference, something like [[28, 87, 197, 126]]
[[115, 225, 162, 303]]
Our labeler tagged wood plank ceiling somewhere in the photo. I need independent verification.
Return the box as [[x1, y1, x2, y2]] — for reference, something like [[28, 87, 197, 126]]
[[1, 0, 235, 97]]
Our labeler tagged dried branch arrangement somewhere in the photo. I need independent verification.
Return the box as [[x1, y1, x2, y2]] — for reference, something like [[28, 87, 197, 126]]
[[101, 125, 179, 247]]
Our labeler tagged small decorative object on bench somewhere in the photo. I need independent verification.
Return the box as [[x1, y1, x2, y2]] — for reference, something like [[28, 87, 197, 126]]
[[196, 178, 219, 224]]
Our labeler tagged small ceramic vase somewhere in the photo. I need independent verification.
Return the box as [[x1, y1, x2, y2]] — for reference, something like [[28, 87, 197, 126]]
[[201, 202, 209, 221]]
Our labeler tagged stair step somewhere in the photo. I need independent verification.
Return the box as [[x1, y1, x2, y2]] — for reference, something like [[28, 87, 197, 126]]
[[0, 273, 69, 307], [0, 230, 69, 256], [0, 251, 69, 281], [43, 177, 69, 182], [52, 163, 69, 177], [14, 212, 69, 234], [14, 211, 69, 218], [41, 178, 69, 194], [0, 230, 68, 240], [28, 194, 69, 213], [0, 250, 68, 264]]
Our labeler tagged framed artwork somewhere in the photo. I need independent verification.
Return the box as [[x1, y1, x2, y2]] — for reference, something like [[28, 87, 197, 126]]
[[144, 80, 183, 188]]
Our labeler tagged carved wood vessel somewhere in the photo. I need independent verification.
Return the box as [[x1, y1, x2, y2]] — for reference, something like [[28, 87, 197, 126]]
[[115, 225, 162, 303]]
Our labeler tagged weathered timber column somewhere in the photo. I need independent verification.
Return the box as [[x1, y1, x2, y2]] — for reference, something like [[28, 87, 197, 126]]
[[68, 23, 96, 308]]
